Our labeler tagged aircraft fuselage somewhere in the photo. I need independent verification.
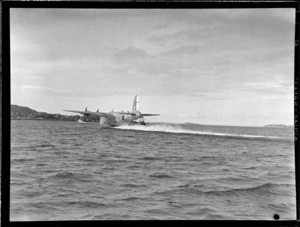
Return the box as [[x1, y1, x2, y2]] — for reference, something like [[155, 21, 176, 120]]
[[103, 111, 144, 127]]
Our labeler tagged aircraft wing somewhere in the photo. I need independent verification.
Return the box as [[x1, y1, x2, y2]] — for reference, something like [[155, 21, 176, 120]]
[[63, 110, 113, 118], [64, 110, 92, 115], [141, 113, 160, 116], [113, 112, 136, 116]]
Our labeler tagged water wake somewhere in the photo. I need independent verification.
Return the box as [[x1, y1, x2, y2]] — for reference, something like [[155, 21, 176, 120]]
[[116, 123, 291, 141]]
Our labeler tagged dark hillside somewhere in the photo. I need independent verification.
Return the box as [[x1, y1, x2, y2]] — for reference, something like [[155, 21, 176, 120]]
[[11, 104, 99, 122], [11, 105, 37, 115]]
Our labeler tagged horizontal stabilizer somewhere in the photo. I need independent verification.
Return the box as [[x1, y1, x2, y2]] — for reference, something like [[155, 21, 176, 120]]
[[141, 114, 160, 116], [113, 112, 136, 116]]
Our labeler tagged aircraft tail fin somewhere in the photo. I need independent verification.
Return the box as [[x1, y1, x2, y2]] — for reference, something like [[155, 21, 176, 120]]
[[132, 95, 139, 113]]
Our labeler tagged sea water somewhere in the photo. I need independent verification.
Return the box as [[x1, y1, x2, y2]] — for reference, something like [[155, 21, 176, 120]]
[[10, 120, 295, 220]]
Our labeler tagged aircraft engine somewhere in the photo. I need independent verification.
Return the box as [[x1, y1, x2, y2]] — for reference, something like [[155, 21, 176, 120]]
[[99, 116, 108, 125]]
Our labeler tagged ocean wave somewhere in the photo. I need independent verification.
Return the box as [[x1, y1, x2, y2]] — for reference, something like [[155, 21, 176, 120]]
[[268, 202, 295, 212], [199, 183, 291, 195], [121, 183, 147, 188], [116, 124, 292, 142], [142, 156, 163, 161], [11, 158, 36, 162], [53, 171, 75, 179], [12, 143, 57, 151], [37, 144, 56, 148], [48, 171, 93, 182], [149, 173, 175, 179], [167, 182, 291, 197], [64, 201, 107, 209], [121, 196, 143, 201], [204, 214, 226, 219]]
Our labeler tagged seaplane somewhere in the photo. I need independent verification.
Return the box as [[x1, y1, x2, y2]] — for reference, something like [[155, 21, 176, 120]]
[[63, 95, 160, 127]]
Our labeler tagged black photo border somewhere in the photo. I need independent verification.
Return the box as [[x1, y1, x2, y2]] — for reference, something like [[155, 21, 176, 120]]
[[2, 0, 299, 226]]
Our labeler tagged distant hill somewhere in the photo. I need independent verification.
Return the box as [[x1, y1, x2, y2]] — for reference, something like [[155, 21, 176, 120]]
[[264, 124, 293, 128], [11, 105, 99, 122], [11, 105, 37, 115]]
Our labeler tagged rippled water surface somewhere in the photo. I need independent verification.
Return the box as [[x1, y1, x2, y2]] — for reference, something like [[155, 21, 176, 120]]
[[10, 120, 296, 220]]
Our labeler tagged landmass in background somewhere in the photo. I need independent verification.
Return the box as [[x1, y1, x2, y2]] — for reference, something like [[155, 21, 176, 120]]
[[11, 105, 99, 122], [11, 105, 293, 128]]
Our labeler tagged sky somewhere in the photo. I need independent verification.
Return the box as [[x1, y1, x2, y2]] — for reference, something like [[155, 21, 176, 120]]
[[10, 8, 295, 126]]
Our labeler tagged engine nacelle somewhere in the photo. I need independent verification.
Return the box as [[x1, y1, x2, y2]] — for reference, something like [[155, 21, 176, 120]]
[[135, 111, 141, 117]]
